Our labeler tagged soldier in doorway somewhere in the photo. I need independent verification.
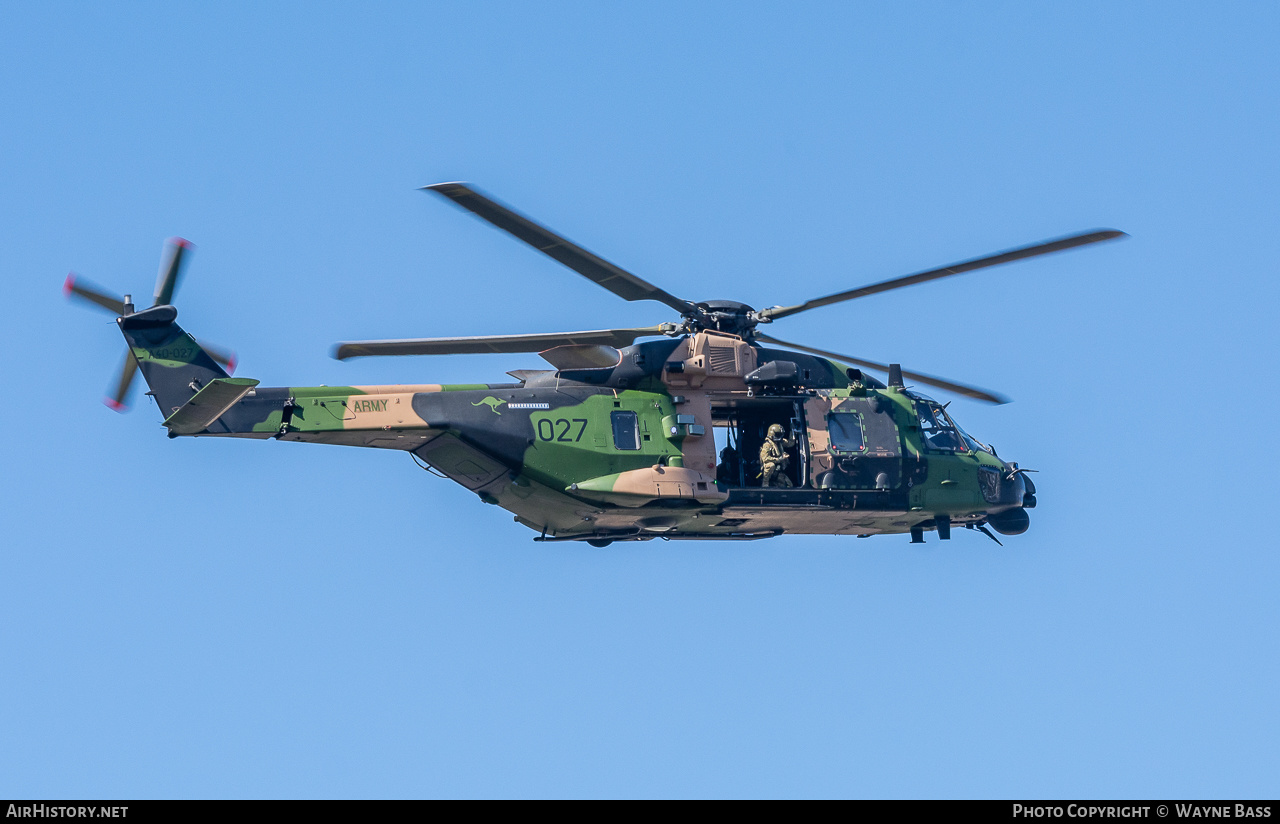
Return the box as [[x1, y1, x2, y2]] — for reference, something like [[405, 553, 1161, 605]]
[[759, 423, 797, 488]]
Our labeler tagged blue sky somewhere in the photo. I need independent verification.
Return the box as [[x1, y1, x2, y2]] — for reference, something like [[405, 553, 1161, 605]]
[[2, 2, 1277, 798]]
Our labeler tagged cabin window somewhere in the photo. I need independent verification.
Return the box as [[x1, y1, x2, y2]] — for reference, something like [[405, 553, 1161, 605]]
[[826, 411, 866, 454], [611, 410, 640, 450]]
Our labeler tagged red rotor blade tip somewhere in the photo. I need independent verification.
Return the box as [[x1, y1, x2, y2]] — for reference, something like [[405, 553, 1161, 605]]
[[62, 273, 76, 297], [226, 354, 237, 375], [103, 397, 128, 412], [169, 237, 193, 249]]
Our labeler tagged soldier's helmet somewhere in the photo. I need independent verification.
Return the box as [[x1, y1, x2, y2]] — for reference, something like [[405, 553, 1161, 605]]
[[767, 424, 785, 439]]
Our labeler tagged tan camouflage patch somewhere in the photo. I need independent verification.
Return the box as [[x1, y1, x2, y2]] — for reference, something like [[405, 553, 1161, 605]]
[[804, 396, 834, 484], [572, 465, 727, 507], [350, 384, 446, 394], [339, 391, 429, 430]]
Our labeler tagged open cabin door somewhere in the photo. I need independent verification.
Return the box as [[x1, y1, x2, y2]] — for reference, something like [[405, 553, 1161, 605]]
[[804, 395, 903, 490], [713, 398, 806, 488]]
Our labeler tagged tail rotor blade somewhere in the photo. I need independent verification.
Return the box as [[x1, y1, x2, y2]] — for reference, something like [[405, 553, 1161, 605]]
[[153, 237, 193, 307], [64, 274, 126, 315], [197, 340, 237, 374], [104, 350, 139, 412]]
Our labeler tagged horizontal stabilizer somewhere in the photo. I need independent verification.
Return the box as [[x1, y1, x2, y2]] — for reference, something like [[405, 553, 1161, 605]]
[[162, 377, 260, 435]]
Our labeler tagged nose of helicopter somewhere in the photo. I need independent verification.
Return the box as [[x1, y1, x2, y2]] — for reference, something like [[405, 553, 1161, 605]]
[[986, 468, 1035, 535], [1021, 472, 1037, 509]]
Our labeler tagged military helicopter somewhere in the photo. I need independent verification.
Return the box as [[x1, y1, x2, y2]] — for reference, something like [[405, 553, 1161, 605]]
[[66, 183, 1123, 546]]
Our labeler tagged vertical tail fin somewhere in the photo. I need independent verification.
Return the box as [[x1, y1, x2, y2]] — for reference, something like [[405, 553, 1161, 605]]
[[117, 305, 229, 417]]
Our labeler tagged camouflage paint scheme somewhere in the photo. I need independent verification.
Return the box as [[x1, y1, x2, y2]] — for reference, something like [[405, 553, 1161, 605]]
[[119, 306, 1031, 544]]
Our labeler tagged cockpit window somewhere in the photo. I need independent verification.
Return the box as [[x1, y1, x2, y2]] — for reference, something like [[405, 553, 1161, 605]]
[[826, 411, 866, 454], [915, 401, 967, 452], [956, 425, 991, 454]]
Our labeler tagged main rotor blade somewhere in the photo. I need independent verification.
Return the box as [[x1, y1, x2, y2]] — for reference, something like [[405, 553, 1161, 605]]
[[63, 274, 126, 315], [760, 229, 1126, 321], [104, 350, 139, 411], [755, 332, 1010, 404], [333, 325, 670, 360], [153, 237, 193, 307], [424, 183, 695, 315]]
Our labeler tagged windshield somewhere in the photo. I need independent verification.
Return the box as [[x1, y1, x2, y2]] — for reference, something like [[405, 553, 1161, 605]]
[[914, 399, 967, 452], [955, 423, 990, 454], [911, 397, 994, 454]]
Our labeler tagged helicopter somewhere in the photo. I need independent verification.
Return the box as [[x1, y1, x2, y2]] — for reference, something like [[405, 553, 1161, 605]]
[[65, 183, 1124, 546]]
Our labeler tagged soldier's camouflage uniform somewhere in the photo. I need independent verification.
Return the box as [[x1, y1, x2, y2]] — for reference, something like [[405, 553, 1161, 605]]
[[759, 425, 796, 488]]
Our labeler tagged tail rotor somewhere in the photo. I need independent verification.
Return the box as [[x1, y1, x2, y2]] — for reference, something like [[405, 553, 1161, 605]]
[[64, 237, 235, 411]]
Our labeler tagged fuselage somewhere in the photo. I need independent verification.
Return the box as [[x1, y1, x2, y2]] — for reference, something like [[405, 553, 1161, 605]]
[[155, 329, 1030, 543]]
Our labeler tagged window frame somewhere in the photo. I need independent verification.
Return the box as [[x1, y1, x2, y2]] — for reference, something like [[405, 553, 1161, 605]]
[[825, 409, 868, 455], [610, 410, 640, 450], [914, 400, 970, 454]]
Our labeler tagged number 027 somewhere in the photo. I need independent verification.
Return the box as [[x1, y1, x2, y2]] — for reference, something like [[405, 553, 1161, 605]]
[[537, 418, 588, 442]]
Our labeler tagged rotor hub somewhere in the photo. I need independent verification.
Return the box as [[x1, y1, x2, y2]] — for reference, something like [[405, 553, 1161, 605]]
[[689, 300, 759, 336]]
